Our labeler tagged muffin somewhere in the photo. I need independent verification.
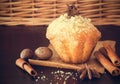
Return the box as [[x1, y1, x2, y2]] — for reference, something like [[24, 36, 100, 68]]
[[46, 13, 101, 63]]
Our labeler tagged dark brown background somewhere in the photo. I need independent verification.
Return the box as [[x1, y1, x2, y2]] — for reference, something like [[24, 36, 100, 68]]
[[0, 25, 120, 84]]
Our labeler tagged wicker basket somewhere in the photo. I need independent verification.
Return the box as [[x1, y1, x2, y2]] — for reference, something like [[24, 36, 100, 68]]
[[0, 0, 120, 26]]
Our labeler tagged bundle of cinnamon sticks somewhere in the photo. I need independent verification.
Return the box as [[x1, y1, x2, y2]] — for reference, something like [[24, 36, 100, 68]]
[[94, 42, 120, 76]]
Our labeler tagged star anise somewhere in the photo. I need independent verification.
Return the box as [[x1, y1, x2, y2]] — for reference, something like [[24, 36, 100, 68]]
[[77, 63, 101, 80], [67, 3, 79, 18]]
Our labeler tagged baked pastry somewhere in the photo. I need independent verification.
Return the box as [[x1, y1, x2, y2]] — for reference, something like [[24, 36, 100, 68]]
[[46, 13, 101, 63]]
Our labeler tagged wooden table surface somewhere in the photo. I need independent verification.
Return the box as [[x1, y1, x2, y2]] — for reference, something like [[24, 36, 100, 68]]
[[0, 25, 120, 84]]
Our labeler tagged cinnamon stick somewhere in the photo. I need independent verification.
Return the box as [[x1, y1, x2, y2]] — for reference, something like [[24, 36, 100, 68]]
[[94, 51, 120, 76], [16, 58, 38, 77], [103, 43, 120, 66], [28, 59, 84, 71]]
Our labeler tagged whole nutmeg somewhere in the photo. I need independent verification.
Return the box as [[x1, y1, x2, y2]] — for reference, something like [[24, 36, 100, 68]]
[[20, 48, 33, 59], [35, 47, 53, 60]]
